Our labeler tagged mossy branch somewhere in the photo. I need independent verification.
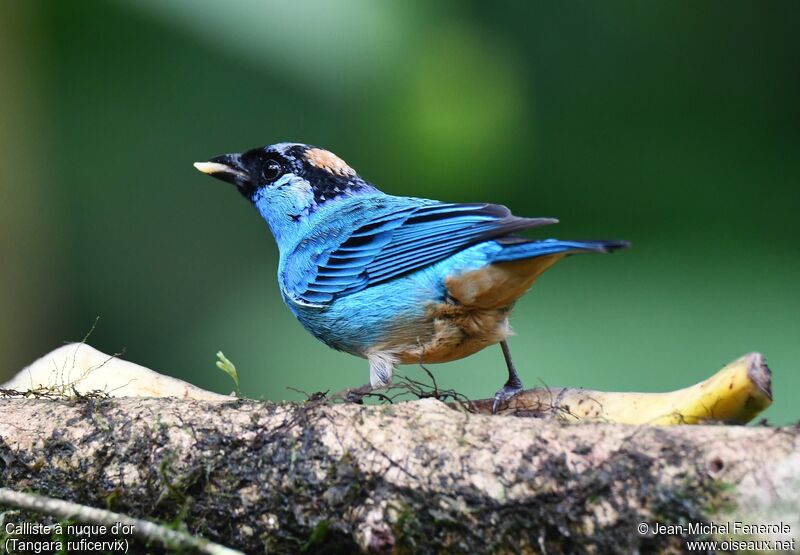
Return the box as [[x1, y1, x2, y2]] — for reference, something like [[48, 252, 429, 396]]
[[0, 344, 794, 553], [0, 395, 797, 553]]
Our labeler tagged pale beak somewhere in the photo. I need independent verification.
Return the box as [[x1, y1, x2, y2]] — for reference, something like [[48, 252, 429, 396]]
[[193, 153, 248, 186]]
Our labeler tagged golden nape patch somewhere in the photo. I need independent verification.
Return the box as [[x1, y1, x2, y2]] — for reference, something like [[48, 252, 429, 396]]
[[305, 148, 356, 177]]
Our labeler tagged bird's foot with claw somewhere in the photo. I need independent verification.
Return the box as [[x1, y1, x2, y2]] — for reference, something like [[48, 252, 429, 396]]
[[492, 383, 524, 414]]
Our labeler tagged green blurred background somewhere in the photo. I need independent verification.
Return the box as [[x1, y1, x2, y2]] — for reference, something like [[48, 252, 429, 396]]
[[1, 1, 797, 422]]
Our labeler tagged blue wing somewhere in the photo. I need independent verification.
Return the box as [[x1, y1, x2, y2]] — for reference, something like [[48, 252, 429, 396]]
[[284, 199, 557, 305]]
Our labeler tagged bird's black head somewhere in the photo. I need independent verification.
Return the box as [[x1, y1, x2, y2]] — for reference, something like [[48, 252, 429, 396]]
[[194, 142, 378, 204]]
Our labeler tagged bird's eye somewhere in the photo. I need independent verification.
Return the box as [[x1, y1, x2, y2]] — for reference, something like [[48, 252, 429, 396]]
[[262, 160, 283, 182]]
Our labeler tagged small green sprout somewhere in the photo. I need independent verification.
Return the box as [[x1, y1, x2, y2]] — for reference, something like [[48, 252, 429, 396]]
[[215, 351, 240, 394]]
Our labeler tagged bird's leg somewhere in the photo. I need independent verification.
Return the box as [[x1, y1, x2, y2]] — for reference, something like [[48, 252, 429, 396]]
[[493, 340, 524, 414]]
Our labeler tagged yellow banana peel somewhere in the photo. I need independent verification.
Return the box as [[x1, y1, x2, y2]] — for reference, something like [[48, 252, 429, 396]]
[[478, 352, 772, 425]]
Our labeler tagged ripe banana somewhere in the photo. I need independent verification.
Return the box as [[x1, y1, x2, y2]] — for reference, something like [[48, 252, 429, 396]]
[[478, 352, 772, 424]]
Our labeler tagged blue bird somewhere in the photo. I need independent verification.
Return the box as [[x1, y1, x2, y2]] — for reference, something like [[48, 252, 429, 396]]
[[195, 143, 627, 411]]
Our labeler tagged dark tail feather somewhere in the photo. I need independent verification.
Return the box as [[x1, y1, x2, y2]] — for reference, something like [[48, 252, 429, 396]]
[[491, 238, 629, 263]]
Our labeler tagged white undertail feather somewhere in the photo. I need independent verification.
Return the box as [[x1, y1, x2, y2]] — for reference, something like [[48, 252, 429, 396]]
[[367, 352, 397, 388]]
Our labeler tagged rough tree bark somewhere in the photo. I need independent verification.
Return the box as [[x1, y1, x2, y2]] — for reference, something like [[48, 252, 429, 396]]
[[0, 395, 798, 554]]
